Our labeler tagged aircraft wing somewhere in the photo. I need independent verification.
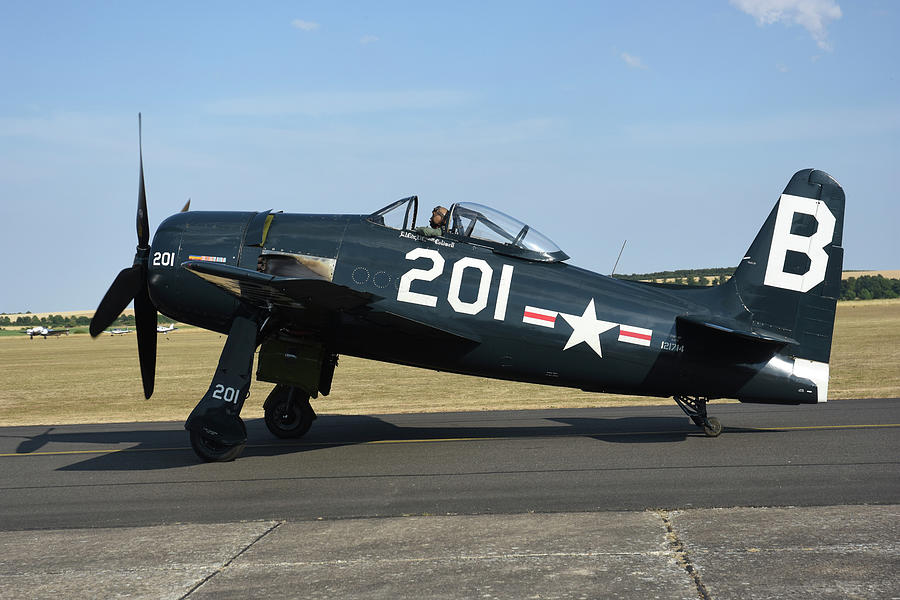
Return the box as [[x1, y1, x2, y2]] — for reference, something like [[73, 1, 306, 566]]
[[183, 261, 481, 344], [183, 261, 375, 312], [363, 308, 482, 344]]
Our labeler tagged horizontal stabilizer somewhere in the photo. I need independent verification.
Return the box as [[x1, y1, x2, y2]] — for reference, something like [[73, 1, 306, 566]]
[[183, 261, 376, 312], [677, 314, 797, 346]]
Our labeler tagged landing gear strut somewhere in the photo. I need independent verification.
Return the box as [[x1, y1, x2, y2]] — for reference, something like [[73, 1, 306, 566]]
[[185, 315, 259, 462], [673, 395, 723, 437]]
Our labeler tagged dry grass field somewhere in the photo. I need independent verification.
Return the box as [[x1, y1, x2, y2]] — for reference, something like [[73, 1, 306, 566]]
[[841, 269, 900, 280], [0, 299, 897, 426], [829, 298, 900, 399]]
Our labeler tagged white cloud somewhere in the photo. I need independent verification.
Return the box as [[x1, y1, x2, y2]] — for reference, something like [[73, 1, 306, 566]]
[[360, 35, 379, 45], [207, 90, 473, 117], [620, 52, 647, 69], [731, 0, 842, 50], [291, 19, 320, 32]]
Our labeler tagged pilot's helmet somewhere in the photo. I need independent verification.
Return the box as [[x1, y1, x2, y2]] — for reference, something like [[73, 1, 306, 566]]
[[432, 205, 448, 225]]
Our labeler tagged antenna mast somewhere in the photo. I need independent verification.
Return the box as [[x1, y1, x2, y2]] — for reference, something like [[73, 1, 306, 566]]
[[610, 240, 627, 276]]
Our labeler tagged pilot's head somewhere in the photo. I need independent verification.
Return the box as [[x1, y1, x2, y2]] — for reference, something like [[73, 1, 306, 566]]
[[430, 206, 448, 228]]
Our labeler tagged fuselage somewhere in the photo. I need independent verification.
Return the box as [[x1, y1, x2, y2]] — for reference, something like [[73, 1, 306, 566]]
[[148, 210, 816, 404]]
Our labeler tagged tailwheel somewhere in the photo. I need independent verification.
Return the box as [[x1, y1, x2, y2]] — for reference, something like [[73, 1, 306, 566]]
[[264, 385, 317, 439], [673, 395, 723, 437], [702, 417, 723, 438], [189, 421, 246, 462]]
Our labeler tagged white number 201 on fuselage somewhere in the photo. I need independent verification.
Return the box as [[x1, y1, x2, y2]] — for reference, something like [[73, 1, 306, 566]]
[[396, 248, 514, 321]]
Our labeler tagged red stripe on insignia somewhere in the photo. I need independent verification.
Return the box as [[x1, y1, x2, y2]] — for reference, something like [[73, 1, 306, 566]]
[[523, 311, 556, 322], [620, 330, 651, 341]]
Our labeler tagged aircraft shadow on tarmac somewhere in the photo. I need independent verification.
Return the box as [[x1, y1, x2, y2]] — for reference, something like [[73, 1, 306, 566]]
[[10, 413, 776, 472]]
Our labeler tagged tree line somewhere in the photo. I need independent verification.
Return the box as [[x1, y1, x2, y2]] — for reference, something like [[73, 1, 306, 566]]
[[613, 268, 900, 300], [840, 275, 900, 300], [612, 267, 733, 286], [0, 314, 138, 327]]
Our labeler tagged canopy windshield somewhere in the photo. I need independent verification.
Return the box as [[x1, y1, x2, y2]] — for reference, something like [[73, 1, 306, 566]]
[[448, 202, 568, 262]]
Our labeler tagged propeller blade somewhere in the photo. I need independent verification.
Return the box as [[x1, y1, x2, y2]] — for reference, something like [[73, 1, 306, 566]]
[[134, 285, 157, 399], [136, 113, 150, 249], [92, 114, 159, 399], [90, 266, 142, 337], [181, 198, 191, 212]]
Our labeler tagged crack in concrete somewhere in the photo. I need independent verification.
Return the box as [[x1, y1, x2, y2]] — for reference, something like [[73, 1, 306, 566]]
[[657, 510, 712, 600], [180, 521, 283, 599]]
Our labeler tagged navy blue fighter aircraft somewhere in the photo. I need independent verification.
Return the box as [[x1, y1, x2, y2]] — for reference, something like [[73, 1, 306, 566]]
[[91, 118, 845, 461]]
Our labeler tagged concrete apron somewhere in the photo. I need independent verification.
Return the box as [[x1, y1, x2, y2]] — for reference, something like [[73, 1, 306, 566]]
[[1, 505, 897, 600]]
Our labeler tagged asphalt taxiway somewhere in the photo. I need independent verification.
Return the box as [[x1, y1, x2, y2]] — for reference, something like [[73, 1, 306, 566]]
[[0, 398, 898, 598]]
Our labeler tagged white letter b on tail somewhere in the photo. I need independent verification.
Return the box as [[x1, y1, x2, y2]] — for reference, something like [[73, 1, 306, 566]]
[[764, 194, 836, 292]]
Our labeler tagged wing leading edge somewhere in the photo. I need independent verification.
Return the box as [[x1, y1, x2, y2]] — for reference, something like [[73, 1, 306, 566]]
[[182, 261, 374, 312], [182, 261, 480, 344]]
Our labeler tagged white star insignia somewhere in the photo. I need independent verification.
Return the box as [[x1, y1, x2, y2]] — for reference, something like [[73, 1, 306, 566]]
[[559, 299, 618, 358]]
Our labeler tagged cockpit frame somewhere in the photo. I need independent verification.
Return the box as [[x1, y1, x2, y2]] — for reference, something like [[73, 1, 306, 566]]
[[369, 197, 568, 263]]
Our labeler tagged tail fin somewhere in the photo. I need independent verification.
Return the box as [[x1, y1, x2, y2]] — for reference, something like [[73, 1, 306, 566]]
[[731, 169, 845, 364]]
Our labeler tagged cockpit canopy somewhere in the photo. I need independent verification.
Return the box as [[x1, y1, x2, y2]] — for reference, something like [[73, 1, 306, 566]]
[[369, 196, 568, 263]]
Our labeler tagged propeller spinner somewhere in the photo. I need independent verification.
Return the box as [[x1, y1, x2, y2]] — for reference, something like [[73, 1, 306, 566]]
[[90, 113, 158, 399]]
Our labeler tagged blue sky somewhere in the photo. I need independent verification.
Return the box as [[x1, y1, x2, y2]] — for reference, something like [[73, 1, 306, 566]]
[[1, 1, 897, 313]]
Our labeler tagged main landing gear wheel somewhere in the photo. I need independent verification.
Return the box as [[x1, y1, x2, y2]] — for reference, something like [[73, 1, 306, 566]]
[[264, 385, 317, 439], [189, 421, 247, 462], [673, 395, 723, 438]]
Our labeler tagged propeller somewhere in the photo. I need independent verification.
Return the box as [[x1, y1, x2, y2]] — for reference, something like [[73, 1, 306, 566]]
[[90, 113, 158, 399]]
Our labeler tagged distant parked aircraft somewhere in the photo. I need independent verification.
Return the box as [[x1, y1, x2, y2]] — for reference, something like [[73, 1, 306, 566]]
[[24, 327, 69, 339], [157, 324, 177, 333], [108, 328, 132, 335]]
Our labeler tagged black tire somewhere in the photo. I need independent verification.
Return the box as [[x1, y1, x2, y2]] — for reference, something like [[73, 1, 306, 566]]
[[703, 417, 723, 438], [190, 426, 246, 462], [264, 385, 316, 439]]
